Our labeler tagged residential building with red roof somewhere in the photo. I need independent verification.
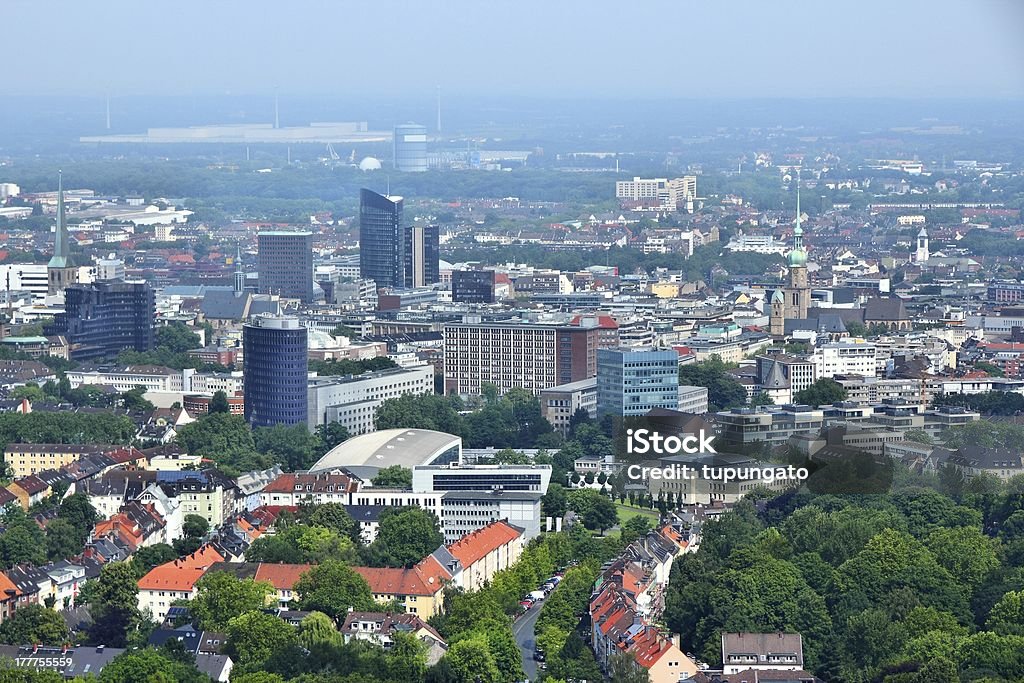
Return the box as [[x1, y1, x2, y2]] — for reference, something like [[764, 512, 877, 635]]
[[0, 571, 20, 624], [137, 545, 226, 621], [589, 523, 698, 682], [259, 471, 359, 507], [353, 554, 453, 618], [443, 520, 523, 592]]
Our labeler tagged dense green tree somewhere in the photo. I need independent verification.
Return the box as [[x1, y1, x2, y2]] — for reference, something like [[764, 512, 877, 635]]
[[98, 648, 207, 683], [190, 571, 275, 631], [296, 611, 343, 650], [254, 423, 322, 471], [175, 412, 267, 474], [386, 631, 429, 682], [835, 529, 969, 621], [793, 378, 848, 406], [90, 562, 142, 647], [131, 544, 177, 577], [374, 393, 466, 435], [0, 511, 46, 568], [209, 390, 230, 414], [366, 507, 443, 567], [0, 604, 70, 646], [371, 465, 413, 489], [988, 590, 1024, 636], [924, 526, 1000, 588], [309, 356, 397, 376], [245, 523, 360, 564], [678, 356, 747, 412], [120, 387, 154, 413], [444, 637, 501, 683], [299, 502, 359, 540], [608, 652, 652, 683], [541, 482, 568, 521], [156, 323, 202, 353], [0, 412, 134, 452], [293, 561, 375, 618], [314, 421, 350, 454], [225, 610, 300, 672], [45, 519, 82, 561]]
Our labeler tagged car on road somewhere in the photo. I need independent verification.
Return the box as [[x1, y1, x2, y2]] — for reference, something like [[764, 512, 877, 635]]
[[533, 650, 545, 662], [519, 598, 534, 609]]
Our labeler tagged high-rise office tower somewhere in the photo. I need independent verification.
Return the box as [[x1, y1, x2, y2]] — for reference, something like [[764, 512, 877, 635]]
[[257, 231, 314, 302], [243, 314, 308, 428], [596, 347, 680, 417], [443, 322, 597, 396], [46, 281, 155, 360], [393, 123, 428, 172], [359, 189, 405, 290], [404, 224, 440, 288]]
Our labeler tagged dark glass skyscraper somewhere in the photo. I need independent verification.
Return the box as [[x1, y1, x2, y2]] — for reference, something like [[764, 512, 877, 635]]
[[243, 315, 308, 428], [46, 280, 155, 360], [404, 224, 440, 288], [359, 189, 405, 290], [257, 231, 314, 302], [452, 269, 497, 303]]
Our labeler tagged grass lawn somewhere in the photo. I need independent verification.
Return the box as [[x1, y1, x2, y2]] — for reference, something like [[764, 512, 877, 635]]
[[616, 503, 659, 525]]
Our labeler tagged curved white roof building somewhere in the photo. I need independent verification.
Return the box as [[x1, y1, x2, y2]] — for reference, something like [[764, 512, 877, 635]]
[[309, 428, 461, 481]]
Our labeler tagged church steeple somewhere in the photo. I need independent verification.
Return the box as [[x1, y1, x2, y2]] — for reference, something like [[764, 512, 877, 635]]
[[234, 244, 245, 296], [788, 170, 807, 268], [49, 171, 69, 269], [48, 171, 78, 297]]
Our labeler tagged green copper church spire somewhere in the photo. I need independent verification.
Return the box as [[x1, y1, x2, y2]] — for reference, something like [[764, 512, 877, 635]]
[[48, 171, 69, 268], [788, 169, 807, 267]]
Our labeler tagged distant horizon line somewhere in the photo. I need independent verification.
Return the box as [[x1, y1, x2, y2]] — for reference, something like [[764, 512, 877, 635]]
[[2, 93, 1023, 103]]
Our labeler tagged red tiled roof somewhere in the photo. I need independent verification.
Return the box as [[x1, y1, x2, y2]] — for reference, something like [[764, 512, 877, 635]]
[[0, 571, 21, 599], [446, 520, 521, 569], [254, 563, 312, 591], [263, 473, 358, 495], [353, 556, 451, 598], [138, 545, 225, 591]]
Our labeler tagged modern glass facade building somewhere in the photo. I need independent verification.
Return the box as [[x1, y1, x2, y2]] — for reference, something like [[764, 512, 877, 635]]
[[451, 269, 497, 303], [243, 315, 308, 428], [393, 123, 428, 172], [404, 224, 440, 288], [257, 231, 314, 302], [46, 280, 155, 360], [359, 189, 405, 290], [596, 347, 680, 417]]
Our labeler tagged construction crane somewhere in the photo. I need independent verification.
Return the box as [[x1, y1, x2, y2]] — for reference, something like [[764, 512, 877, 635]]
[[326, 143, 340, 162]]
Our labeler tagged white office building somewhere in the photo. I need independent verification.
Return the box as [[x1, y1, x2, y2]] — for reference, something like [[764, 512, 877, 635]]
[[306, 364, 434, 433], [812, 340, 878, 379]]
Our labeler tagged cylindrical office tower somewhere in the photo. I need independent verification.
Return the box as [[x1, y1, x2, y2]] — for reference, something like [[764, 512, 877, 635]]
[[243, 314, 308, 428], [393, 123, 428, 172]]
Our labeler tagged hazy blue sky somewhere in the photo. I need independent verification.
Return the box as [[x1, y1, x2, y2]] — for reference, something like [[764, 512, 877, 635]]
[[6, 0, 1024, 98]]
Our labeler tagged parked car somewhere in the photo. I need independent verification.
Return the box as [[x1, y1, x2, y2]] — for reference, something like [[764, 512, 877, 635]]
[[519, 599, 534, 609]]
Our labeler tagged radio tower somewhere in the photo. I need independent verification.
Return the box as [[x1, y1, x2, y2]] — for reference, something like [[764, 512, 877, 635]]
[[436, 85, 442, 134]]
